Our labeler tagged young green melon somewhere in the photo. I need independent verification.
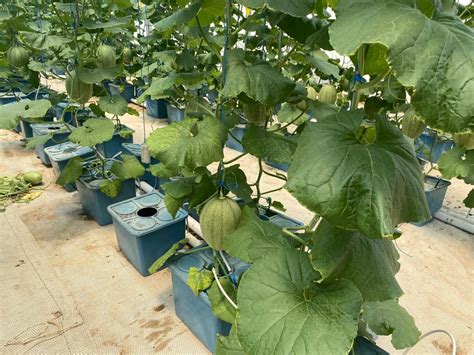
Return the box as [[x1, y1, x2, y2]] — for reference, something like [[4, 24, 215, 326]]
[[7, 46, 29, 68], [318, 84, 337, 104], [97, 45, 116, 68], [122, 48, 133, 64], [401, 108, 426, 139], [65, 71, 93, 105], [199, 196, 241, 250], [22, 171, 42, 185]]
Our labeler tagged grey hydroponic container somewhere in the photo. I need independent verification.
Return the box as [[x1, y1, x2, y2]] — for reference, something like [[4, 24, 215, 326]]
[[107, 192, 188, 276], [76, 177, 136, 226], [31, 122, 72, 166], [44, 142, 94, 192]]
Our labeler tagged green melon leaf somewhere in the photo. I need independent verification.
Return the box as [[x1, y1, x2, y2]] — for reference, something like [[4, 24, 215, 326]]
[[287, 110, 430, 238], [138, 72, 206, 103], [69, 118, 115, 147], [146, 116, 223, 171], [19, 32, 71, 49], [277, 103, 309, 125], [362, 300, 421, 349], [154, 2, 202, 32], [208, 278, 237, 323], [111, 155, 144, 179], [82, 16, 132, 29], [330, 0, 474, 133], [312, 219, 402, 302], [216, 326, 245, 355], [187, 267, 214, 295], [224, 206, 289, 263], [222, 165, 253, 203], [307, 52, 341, 79], [222, 49, 295, 106], [25, 134, 52, 149], [438, 147, 474, 180], [148, 238, 187, 274], [77, 65, 123, 84], [237, 0, 314, 17], [0, 99, 51, 130], [463, 189, 474, 208], [237, 248, 363, 354], [98, 94, 128, 115], [242, 124, 297, 164], [99, 179, 122, 198], [163, 193, 185, 218], [56, 157, 84, 186], [148, 163, 178, 179]]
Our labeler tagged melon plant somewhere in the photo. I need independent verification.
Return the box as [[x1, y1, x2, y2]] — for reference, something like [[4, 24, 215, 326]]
[[199, 195, 241, 250], [65, 71, 93, 105], [7, 46, 29, 68]]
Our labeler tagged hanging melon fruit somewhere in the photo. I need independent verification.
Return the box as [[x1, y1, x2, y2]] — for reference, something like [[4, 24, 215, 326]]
[[65, 71, 93, 105], [199, 195, 241, 250], [97, 44, 116, 68], [7, 46, 29, 68]]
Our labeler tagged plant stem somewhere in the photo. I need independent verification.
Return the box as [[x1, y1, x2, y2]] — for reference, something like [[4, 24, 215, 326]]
[[195, 16, 222, 60], [223, 152, 248, 165]]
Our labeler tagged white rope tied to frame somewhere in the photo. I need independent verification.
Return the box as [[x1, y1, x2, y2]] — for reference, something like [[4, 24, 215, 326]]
[[403, 329, 456, 355], [211, 267, 238, 310]]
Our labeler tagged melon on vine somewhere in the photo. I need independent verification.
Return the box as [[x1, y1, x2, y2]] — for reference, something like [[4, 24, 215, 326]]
[[199, 195, 241, 250], [122, 48, 133, 64], [7, 46, 29, 68], [97, 45, 116, 68], [318, 84, 337, 104], [65, 71, 93, 105], [401, 108, 426, 139], [306, 86, 318, 101]]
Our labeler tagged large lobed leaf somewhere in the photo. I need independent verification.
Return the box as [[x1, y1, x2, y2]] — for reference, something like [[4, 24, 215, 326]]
[[312, 219, 402, 302], [222, 49, 295, 106], [0, 100, 51, 130], [287, 110, 430, 238], [69, 118, 115, 147], [330, 0, 474, 133], [236, 0, 314, 18], [111, 155, 145, 179], [362, 300, 421, 349], [237, 248, 363, 354], [145, 116, 223, 171]]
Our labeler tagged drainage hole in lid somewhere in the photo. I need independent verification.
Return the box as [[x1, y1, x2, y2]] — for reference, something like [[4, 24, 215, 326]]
[[47, 126, 60, 130], [137, 207, 158, 217]]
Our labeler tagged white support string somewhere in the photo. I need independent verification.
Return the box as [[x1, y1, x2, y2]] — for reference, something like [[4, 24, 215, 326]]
[[211, 267, 238, 310]]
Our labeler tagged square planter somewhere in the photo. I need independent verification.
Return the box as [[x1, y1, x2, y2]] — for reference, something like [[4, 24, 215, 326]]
[[44, 142, 94, 192], [20, 109, 56, 139], [415, 175, 451, 226], [109, 83, 134, 103], [415, 129, 454, 163], [121, 143, 168, 188], [31, 123, 72, 166], [96, 125, 134, 158], [76, 177, 136, 226], [169, 248, 248, 352], [53, 102, 91, 127], [225, 124, 246, 152], [166, 103, 185, 123], [107, 192, 188, 276], [146, 98, 168, 119]]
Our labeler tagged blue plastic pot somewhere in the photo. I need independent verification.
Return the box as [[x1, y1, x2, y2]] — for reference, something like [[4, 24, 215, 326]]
[[53, 102, 91, 127], [166, 103, 185, 123], [415, 175, 451, 226], [146, 98, 168, 119], [109, 83, 134, 103], [44, 142, 94, 192], [31, 123, 72, 166], [0, 94, 17, 105], [76, 177, 136, 226], [108, 192, 188, 276], [169, 248, 248, 352], [225, 125, 246, 152], [121, 143, 167, 188], [96, 125, 134, 158], [20, 109, 56, 139], [415, 130, 454, 163]]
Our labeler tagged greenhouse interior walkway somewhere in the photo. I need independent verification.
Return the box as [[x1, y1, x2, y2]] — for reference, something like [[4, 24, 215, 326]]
[[1, 103, 473, 354]]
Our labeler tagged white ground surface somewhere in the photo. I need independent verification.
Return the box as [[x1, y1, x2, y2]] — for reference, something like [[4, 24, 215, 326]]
[[0, 92, 472, 354]]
